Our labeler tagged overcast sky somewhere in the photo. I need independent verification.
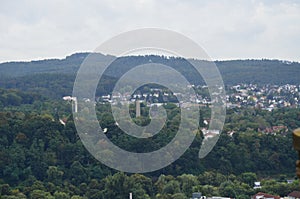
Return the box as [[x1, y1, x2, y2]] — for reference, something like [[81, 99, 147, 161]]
[[1, 0, 300, 63]]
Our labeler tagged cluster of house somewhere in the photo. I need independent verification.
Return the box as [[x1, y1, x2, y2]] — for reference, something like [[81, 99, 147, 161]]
[[64, 83, 295, 138], [98, 85, 225, 108], [98, 83, 300, 112], [251, 191, 300, 199], [99, 87, 175, 104], [258, 125, 289, 135], [190, 192, 232, 199], [201, 122, 289, 139], [227, 84, 300, 110], [188, 190, 300, 199]]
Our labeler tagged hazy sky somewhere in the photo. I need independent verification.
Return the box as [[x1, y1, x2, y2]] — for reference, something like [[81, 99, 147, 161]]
[[1, 0, 300, 63]]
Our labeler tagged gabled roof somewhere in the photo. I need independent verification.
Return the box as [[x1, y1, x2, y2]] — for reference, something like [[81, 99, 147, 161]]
[[253, 192, 280, 199], [288, 191, 300, 198]]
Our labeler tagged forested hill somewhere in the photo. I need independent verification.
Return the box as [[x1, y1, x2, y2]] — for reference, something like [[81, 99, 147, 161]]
[[0, 53, 91, 77], [0, 53, 299, 98], [1, 53, 299, 84]]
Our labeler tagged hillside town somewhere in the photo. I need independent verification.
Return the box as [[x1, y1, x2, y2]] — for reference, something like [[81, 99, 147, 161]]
[[98, 84, 300, 111], [226, 84, 300, 110], [88, 83, 299, 139]]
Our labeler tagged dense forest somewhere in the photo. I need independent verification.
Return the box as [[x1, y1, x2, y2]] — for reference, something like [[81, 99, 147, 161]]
[[0, 88, 299, 198], [0, 54, 300, 198]]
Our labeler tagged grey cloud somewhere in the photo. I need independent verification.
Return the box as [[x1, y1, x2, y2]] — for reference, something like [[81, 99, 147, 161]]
[[0, 0, 299, 62]]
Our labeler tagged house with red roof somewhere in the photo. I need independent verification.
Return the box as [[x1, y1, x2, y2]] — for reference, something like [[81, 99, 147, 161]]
[[288, 191, 300, 199], [251, 192, 280, 199]]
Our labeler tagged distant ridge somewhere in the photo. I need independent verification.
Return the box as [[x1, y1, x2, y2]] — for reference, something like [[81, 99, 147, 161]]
[[0, 52, 299, 88]]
